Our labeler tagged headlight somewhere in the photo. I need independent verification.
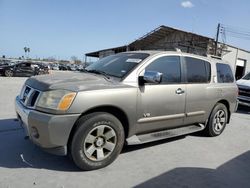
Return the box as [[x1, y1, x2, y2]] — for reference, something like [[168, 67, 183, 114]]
[[37, 90, 76, 111]]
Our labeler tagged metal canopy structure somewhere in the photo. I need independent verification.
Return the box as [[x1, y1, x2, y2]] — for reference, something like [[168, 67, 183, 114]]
[[85, 25, 213, 58]]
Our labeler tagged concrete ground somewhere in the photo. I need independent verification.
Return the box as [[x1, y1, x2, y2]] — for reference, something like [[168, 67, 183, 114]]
[[0, 76, 250, 188]]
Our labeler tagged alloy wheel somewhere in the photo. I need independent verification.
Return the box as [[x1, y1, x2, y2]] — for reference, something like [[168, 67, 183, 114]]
[[83, 125, 117, 161], [213, 110, 226, 132]]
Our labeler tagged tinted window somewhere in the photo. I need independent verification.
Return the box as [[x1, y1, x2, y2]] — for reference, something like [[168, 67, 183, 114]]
[[86, 53, 149, 78], [145, 56, 181, 84], [185, 57, 211, 83], [18, 63, 31, 68], [216, 63, 234, 83]]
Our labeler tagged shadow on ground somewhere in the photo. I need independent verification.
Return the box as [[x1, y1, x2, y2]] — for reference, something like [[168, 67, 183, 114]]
[[0, 118, 187, 172], [135, 150, 250, 188], [0, 118, 22, 132], [0, 118, 80, 172], [0, 118, 192, 172]]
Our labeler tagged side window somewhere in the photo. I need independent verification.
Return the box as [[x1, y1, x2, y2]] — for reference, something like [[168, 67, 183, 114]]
[[216, 63, 234, 83], [145, 56, 181, 84], [185, 57, 211, 83], [19, 63, 31, 68]]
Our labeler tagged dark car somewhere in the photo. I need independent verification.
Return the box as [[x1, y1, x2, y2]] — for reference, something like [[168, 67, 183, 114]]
[[0, 62, 49, 77], [59, 64, 71, 71]]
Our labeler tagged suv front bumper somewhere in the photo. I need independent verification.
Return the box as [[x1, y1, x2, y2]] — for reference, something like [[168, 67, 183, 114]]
[[15, 96, 80, 155], [238, 96, 250, 107]]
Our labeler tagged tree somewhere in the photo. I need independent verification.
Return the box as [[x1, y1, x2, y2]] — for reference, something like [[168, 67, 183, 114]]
[[71, 56, 78, 62], [71, 56, 82, 64], [24, 47, 31, 58]]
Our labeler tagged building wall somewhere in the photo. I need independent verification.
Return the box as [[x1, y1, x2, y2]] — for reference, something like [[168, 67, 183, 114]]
[[238, 50, 250, 74], [221, 46, 250, 75]]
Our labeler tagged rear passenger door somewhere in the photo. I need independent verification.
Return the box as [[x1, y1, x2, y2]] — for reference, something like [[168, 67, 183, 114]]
[[183, 56, 212, 125]]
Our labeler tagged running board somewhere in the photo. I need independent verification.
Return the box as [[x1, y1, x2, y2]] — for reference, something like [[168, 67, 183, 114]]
[[126, 124, 205, 145]]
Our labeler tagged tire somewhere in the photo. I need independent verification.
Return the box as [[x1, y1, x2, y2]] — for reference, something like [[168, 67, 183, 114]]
[[38, 71, 44, 75], [70, 112, 125, 170], [4, 70, 14, 77], [204, 103, 228, 137]]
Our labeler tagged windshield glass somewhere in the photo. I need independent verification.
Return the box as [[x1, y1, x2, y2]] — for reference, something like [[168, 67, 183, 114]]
[[242, 72, 250, 80], [85, 53, 150, 78]]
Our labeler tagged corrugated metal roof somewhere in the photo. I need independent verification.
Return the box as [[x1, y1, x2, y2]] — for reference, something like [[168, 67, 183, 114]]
[[85, 25, 213, 58]]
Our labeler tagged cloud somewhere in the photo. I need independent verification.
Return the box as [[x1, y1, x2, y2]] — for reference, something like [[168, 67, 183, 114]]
[[181, 1, 194, 8]]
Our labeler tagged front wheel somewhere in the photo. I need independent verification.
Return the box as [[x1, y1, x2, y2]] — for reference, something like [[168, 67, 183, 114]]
[[70, 112, 125, 170], [204, 103, 228, 137]]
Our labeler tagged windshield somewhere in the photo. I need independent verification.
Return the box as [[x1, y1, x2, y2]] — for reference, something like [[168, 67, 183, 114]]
[[242, 72, 250, 80], [85, 53, 150, 78]]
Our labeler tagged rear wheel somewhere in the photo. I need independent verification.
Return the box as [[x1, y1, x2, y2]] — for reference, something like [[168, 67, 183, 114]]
[[70, 112, 125, 170], [5, 70, 14, 77], [204, 103, 228, 136]]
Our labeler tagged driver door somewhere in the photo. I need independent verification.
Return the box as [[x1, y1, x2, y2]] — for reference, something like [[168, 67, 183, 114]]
[[16, 63, 33, 76], [136, 55, 186, 134]]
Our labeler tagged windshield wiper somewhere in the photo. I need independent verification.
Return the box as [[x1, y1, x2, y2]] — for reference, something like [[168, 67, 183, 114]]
[[85, 69, 110, 79]]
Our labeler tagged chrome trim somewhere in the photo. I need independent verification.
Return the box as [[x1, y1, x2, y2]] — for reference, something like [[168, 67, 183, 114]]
[[138, 113, 185, 123], [24, 87, 34, 106], [143, 71, 163, 84], [15, 96, 31, 135], [238, 100, 250, 107], [186, 111, 206, 117], [20, 85, 42, 109], [238, 95, 250, 102]]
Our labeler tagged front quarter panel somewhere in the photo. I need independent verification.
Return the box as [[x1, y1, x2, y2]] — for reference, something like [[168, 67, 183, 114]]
[[68, 88, 138, 136]]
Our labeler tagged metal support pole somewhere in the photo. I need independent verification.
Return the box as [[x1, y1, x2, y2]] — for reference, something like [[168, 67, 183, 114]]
[[215, 23, 220, 55]]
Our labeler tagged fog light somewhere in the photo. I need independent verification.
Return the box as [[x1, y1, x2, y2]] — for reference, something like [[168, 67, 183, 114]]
[[30, 127, 39, 139]]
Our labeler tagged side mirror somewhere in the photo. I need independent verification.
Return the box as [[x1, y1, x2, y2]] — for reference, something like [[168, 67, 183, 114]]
[[142, 71, 163, 84]]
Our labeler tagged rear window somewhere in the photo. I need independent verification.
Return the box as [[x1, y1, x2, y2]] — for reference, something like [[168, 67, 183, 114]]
[[185, 57, 211, 83], [216, 63, 234, 83]]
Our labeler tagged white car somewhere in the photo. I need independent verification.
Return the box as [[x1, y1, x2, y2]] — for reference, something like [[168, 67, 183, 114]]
[[237, 72, 250, 107]]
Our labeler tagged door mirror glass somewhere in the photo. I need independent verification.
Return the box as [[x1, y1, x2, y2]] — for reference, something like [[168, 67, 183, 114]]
[[143, 71, 163, 84]]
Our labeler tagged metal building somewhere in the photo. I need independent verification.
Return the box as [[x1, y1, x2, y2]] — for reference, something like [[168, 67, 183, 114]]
[[85, 25, 250, 79]]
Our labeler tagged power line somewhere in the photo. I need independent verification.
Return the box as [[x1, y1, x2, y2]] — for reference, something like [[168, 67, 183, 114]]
[[219, 24, 250, 41]]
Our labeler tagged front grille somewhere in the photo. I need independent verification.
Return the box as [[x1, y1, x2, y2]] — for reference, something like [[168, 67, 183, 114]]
[[238, 87, 250, 98], [20, 85, 41, 107]]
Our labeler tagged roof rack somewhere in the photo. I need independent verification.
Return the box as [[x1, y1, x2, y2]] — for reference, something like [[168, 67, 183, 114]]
[[207, 55, 222, 60], [174, 48, 182, 52]]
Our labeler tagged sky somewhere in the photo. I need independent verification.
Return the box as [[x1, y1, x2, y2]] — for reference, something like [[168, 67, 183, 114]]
[[1, 0, 250, 60]]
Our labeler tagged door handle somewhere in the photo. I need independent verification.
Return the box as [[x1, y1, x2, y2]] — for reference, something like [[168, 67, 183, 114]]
[[176, 88, 185, 95]]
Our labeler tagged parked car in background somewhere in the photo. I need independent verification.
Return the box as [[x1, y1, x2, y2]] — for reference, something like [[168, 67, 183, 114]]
[[51, 63, 60, 70], [237, 72, 250, 107], [0, 61, 49, 77], [76, 64, 84, 71], [58, 64, 71, 71]]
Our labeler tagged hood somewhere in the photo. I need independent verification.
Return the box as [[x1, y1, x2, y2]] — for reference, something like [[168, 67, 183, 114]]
[[0, 64, 12, 68], [25, 72, 128, 91], [237, 79, 250, 88]]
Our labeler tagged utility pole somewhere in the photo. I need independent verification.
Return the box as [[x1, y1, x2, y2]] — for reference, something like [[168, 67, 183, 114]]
[[215, 23, 220, 56]]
